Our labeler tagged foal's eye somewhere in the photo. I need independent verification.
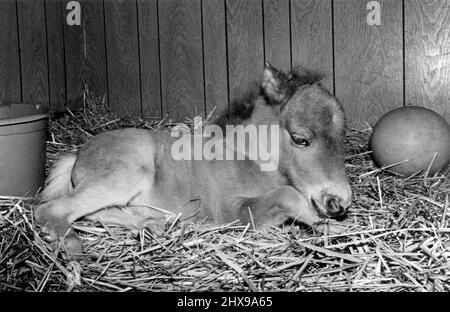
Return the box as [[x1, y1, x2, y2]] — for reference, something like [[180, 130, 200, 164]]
[[291, 134, 310, 147]]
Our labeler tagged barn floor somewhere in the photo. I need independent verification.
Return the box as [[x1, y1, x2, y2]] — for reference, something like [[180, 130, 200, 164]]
[[0, 98, 449, 292]]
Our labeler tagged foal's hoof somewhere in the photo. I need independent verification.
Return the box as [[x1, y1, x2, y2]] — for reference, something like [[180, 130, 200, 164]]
[[43, 227, 84, 259], [35, 207, 84, 258], [313, 221, 348, 235], [137, 218, 168, 236], [62, 229, 84, 257], [37, 222, 84, 258], [45, 229, 84, 259]]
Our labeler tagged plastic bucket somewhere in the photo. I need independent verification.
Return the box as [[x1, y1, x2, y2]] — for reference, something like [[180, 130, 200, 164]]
[[0, 104, 49, 196]]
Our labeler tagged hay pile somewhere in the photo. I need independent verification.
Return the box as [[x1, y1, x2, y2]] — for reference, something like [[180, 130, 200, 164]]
[[0, 98, 449, 292]]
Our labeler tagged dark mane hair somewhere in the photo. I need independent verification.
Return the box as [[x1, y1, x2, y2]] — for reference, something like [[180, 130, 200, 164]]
[[212, 66, 324, 129]]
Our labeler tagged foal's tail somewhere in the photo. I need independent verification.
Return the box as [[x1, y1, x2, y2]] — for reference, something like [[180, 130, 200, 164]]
[[40, 153, 77, 202]]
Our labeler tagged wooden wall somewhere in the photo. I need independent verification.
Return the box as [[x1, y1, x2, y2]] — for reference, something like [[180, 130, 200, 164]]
[[1, 0, 449, 128]]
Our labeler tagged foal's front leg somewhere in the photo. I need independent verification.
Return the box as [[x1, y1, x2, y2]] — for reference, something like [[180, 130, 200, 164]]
[[234, 185, 328, 232]]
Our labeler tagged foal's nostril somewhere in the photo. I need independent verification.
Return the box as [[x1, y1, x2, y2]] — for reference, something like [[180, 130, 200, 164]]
[[324, 196, 345, 217], [326, 197, 338, 212]]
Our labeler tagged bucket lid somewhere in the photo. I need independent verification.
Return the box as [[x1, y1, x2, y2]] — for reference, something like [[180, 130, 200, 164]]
[[0, 104, 48, 126]]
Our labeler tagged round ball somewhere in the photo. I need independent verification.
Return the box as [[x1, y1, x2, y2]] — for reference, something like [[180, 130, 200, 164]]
[[370, 106, 450, 176]]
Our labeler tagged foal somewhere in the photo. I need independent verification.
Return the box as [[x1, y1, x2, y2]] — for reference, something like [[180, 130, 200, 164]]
[[35, 63, 352, 255]]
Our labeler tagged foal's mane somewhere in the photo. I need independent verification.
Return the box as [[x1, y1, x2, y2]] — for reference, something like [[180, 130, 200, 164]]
[[212, 66, 324, 129]]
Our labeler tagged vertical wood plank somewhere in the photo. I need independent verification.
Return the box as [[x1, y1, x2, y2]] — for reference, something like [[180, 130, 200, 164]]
[[203, 0, 228, 115], [64, 0, 107, 109], [405, 0, 450, 122], [46, 0, 66, 111], [226, 0, 264, 101], [159, 0, 204, 120], [104, 0, 141, 115], [291, 0, 333, 91], [138, 0, 161, 118], [263, 0, 291, 72], [334, 0, 403, 128], [0, 0, 21, 104], [17, 0, 49, 105]]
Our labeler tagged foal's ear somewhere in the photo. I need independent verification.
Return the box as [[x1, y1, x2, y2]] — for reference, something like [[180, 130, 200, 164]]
[[262, 62, 288, 103]]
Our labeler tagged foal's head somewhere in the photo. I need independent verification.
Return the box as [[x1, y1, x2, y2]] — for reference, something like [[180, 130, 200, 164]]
[[265, 63, 351, 218], [218, 63, 352, 219]]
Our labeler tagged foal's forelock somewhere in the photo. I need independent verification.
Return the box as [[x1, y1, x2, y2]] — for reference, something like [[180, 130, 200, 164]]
[[283, 84, 346, 137]]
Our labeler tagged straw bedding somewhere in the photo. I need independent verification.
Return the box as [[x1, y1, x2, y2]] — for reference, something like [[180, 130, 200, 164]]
[[0, 96, 449, 292]]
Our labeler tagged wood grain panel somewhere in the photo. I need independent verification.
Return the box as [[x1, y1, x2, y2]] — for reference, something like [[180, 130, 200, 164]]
[[104, 0, 141, 115], [263, 0, 291, 72], [138, 0, 161, 118], [405, 0, 450, 122], [45, 0, 66, 111], [159, 0, 204, 120], [64, 0, 107, 109], [334, 0, 403, 128], [226, 0, 264, 101], [0, 0, 21, 104], [17, 0, 49, 105], [291, 0, 333, 91], [202, 0, 228, 116]]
